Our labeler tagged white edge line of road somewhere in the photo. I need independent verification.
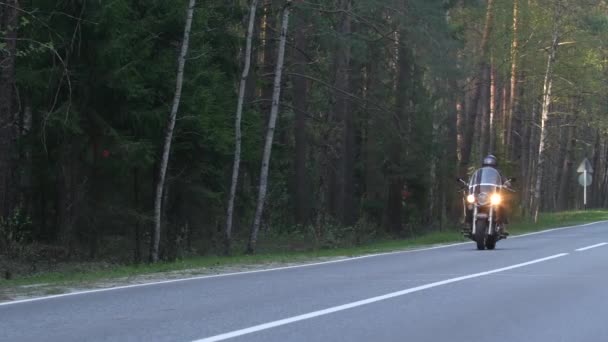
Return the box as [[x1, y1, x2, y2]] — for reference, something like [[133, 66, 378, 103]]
[[192, 253, 570, 342], [575, 242, 608, 252], [1, 220, 606, 307]]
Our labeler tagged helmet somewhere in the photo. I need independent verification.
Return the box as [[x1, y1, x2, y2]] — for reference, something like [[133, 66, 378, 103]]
[[482, 154, 498, 168]]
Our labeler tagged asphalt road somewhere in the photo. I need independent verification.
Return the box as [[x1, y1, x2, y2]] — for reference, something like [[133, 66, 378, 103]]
[[2, 221, 608, 342]]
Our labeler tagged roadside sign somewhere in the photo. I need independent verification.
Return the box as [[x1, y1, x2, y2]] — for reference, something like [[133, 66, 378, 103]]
[[578, 173, 592, 187], [577, 158, 594, 173], [577, 158, 593, 209]]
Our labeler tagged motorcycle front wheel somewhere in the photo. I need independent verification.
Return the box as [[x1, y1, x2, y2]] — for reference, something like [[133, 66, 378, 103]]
[[485, 235, 496, 250], [474, 219, 486, 250]]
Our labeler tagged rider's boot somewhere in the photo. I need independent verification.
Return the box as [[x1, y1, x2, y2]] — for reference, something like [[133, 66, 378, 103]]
[[501, 223, 510, 237], [461, 219, 472, 237]]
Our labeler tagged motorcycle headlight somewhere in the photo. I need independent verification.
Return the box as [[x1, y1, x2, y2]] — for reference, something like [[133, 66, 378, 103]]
[[491, 193, 502, 205], [467, 194, 475, 204]]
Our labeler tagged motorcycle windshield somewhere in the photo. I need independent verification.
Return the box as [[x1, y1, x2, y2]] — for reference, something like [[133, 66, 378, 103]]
[[468, 167, 502, 196]]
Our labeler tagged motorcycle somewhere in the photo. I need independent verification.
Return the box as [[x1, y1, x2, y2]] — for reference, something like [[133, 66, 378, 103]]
[[457, 167, 514, 250]]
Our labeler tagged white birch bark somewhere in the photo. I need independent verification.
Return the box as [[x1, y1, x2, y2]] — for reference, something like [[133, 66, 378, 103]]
[[225, 0, 259, 254], [247, 1, 292, 254], [533, 2, 562, 223], [506, 0, 519, 153], [151, 0, 196, 262]]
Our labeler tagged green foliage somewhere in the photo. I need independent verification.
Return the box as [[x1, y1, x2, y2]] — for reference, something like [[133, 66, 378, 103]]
[[10, 0, 242, 255], [7, 0, 608, 266], [0, 207, 32, 260]]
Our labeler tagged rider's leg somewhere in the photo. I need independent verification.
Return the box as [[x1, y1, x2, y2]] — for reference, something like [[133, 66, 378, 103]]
[[499, 205, 509, 234], [463, 207, 473, 234]]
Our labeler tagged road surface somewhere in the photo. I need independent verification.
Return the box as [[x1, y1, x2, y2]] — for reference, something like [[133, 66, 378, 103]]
[[1, 221, 608, 342]]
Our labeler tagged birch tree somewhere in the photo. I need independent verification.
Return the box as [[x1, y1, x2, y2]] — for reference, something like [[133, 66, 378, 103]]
[[533, 0, 562, 223], [151, 0, 196, 262], [225, 0, 259, 255], [489, 62, 496, 153], [247, 0, 292, 254], [505, 0, 519, 156]]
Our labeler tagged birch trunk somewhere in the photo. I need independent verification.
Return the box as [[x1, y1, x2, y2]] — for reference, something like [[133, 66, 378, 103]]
[[533, 3, 561, 222], [489, 62, 496, 153], [151, 0, 196, 263], [525, 103, 538, 216], [225, 0, 259, 255], [247, 1, 291, 254], [506, 0, 519, 156]]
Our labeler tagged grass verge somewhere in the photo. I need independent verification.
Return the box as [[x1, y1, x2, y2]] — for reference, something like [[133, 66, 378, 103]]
[[509, 210, 608, 234], [1, 210, 607, 294]]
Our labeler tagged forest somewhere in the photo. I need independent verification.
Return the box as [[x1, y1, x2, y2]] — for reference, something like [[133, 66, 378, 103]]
[[1, 0, 608, 269]]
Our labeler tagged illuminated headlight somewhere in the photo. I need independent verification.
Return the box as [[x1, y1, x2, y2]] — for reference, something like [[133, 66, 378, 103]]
[[467, 195, 475, 204], [491, 193, 502, 205]]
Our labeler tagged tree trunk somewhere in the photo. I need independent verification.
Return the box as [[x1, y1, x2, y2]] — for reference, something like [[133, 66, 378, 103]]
[[292, 9, 309, 225], [133, 167, 142, 263], [518, 72, 529, 215], [385, 35, 410, 234], [456, 98, 464, 165], [327, 0, 353, 225], [363, 44, 385, 224], [448, 81, 461, 219], [460, 80, 480, 174], [557, 125, 575, 211], [386, 177, 404, 234], [150, 0, 196, 263], [260, 0, 278, 112], [247, 1, 291, 254], [591, 129, 601, 207], [506, 0, 519, 157], [225, 0, 259, 255], [478, 64, 490, 158], [525, 103, 538, 216], [429, 116, 441, 221], [533, 3, 561, 222], [0, 0, 19, 220], [489, 62, 497, 153], [459, 0, 494, 174], [602, 141, 608, 207], [58, 145, 75, 250], [18, 103, 32, 220]]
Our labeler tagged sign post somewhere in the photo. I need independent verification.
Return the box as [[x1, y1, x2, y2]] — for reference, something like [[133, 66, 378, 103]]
[[577, 158, 594, 209]]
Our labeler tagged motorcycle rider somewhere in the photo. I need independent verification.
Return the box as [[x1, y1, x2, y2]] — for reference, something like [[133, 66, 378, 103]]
[[464, 154, 511, 235]]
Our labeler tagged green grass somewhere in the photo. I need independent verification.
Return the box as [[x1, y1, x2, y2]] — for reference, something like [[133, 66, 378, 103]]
[[509, 210, 608, 234], [1, 210, 607, 290], [0, 231, 464, 288]]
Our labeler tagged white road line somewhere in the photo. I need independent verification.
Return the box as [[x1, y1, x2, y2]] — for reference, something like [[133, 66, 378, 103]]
[[0, 242, 471, 307], [192, 253, 569, 342], [575, 242, 608, 252], [1, 220, 605, 307], [510, 221, 608, 239]]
